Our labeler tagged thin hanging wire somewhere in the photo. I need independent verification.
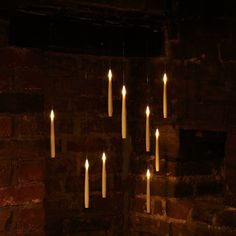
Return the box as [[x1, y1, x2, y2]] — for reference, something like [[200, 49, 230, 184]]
[[84, 71, 88, 157], [146, 38, 150, 105], [122, 40, 125, 84]]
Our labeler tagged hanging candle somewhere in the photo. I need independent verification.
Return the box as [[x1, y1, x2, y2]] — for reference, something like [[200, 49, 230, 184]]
[[84, 159, 89, 208], [102, 152, 107, 198], [155, 129, 160, 172], [50, 109, 55, 158], [146, 106, 150, 152], [108, 69, 113, 117], [163, 73, 167, 118], [146, 169, 151, 213], [122, 85, 127, 139]]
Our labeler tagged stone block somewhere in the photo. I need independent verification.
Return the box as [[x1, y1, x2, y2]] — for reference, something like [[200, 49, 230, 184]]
[[15, 114, 45, 137], [17, 207, 45, 233], [0, 93, 44, 113], [0, 208, 12, 231], [0, 116, 12, 137], [0, 184, 44, 206], [18, 160, 45, 183], [166, 199, 192, 220], [215, 209, 236, 228], [153, 198, 166, 216], [129, 213, 170, 236], [0, 160, 12, 187]]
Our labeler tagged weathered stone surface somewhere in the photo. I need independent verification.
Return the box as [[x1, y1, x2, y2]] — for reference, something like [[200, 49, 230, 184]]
[[166, 199, 192, 220], [129, 213, 171, 236]]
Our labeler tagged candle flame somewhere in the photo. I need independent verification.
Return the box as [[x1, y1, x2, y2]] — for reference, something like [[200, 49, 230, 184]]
[[50, 109, 54, 120], [108, 69, 112, 81], [146, 169, 150, 179], [163, 73, 167, 84], [146, 106, 150, 116], [102, 152, 106, 162], [155, 128, 159, 138], [122, 85, 126, 97], [85, 159, 89, 169]]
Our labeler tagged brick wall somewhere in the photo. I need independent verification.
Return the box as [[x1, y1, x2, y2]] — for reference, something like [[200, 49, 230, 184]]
[[128, 6, 236, 236], [0, 1, 236, 235], [0, 20, 126, 235], [0, 21, 46, 236]]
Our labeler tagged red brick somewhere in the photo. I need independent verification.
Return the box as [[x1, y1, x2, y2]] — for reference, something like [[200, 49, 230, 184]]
[[0, 48, 43, 67], [187, 101, 225, 124], [85, 115, 120, 134], [0, 208, 12, 231], [0, 184, 44, 206], [15, 67, 46, 91], [135, 175, 193, 197], [17, 207, 44, 232], [45, 194, 83, 211], [0, 140, 47, 160], [72, 97, 106, 112], [158, 124, 180, 158], [166, 199, 192, 220], [64, 175, 83, 193], [18, 161, 45, 183], [24, 231, 45, 236], [166, 177, 193, 197], [134, 175, 167, 197], [0, 116, 12, 137], [215, 209, 236, 228], [153, 198, 165, 216], [89, 192, 123, 212], [0, 93, 44, 113], [0, 160, 12, 187], [56, 76, 102, 97], [0, 66, 12, 91], [15, 115, 45, 137], [43, 53, 77, 77], [67, 136, 107, 153], [171, 223, 190, 236], [130, 197, 146, 213], [130, 214, 170, 235], [191, 202, 224, 225]]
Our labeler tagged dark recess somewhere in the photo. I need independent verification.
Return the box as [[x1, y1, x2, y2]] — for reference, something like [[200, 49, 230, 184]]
[[9, 11, 164, 57]]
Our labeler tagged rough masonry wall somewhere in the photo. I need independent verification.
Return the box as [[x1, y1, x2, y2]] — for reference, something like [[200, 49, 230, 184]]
[[0, 1, 236, 235], [0, 20, 127, 235], [0, 21, 45, 236], [129, 9, 236, 236]]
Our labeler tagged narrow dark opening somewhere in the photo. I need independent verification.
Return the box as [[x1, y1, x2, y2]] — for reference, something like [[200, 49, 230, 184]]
[[179, 129, 227, 162], [9, 11, 164, 57]]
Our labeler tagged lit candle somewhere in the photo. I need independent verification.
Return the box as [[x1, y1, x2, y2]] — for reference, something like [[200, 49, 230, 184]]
[[155, 129, 159, 172], [50, 109, 55, 158], [102, 152, 107, 198], [108, 69, 113, 117], [84, 159, 89, 208], [122, 85, 127, 139], [146, 106, 150, 152], [163, 73, 167, 118], [146, 169, 151, 213]]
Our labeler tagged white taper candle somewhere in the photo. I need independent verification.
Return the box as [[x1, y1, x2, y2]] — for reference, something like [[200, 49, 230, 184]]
[[163, 73, 167, 118], [155, 129, 160, 172], [102, 152, 107, 198], [146, 106, 150, 152], [122, 85, 127, 139], [50, 109, 55, 158], [146, 169, 150, 213], [108, 69, 113, 117], [84, 159, 89, 208]]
